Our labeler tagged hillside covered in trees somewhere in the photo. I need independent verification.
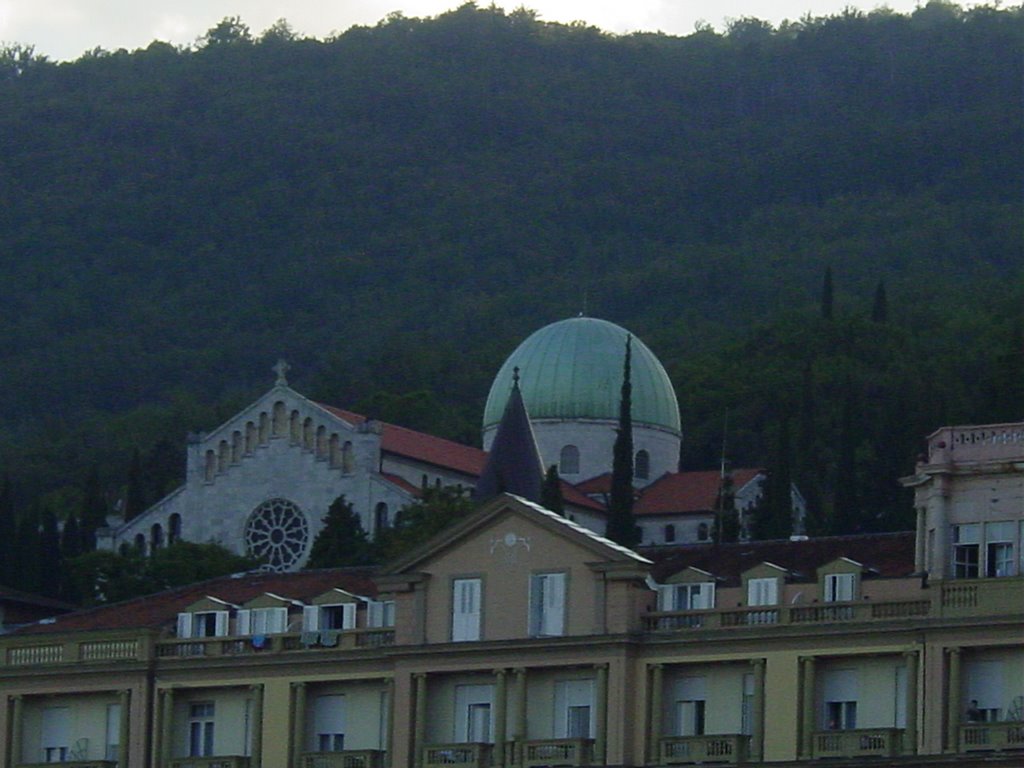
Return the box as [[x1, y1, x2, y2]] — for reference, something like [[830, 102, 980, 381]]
[[0, 2, 1020, 596]]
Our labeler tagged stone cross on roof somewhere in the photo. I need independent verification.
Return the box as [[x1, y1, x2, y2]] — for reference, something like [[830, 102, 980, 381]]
[[273, 359, 290, 387]]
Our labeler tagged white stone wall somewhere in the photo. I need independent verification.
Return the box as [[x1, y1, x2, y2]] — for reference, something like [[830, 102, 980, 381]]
[[638, 514, 715, 546], [483, 418, 681, 488]]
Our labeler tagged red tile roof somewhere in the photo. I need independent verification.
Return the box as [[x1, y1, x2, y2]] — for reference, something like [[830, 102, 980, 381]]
[[0, 585, 77, 612], [644, 531, 916, 585], [380, 472, 424, 497], [14, 568, 378, 635], [560, 480, 606, 512], [575, 473, 612, 495], [318, 404, 487, 476], [635, 469, 762, 516]]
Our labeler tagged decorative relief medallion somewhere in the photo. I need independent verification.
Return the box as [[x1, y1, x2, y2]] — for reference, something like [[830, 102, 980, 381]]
[[490, 530, 531, 565]]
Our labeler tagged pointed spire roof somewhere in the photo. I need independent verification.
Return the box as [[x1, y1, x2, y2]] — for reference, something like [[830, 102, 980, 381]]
[[474, 368, 545, 504]]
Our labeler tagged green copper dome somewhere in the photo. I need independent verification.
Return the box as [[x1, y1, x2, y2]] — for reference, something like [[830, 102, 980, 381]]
[[483, 317, 681, 434]]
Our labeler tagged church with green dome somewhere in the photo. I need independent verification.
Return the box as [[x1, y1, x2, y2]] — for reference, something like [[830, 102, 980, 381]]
[[483, 316, 682, 488]]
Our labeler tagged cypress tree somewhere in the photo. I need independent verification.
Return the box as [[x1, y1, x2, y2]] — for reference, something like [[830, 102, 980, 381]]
[[821, 266, 834, 320], [833, 383, 861, 534], [306, 496, 374, 568], [606, 336, 640, 548], [38, 507, 62, 598], [14, 508, 41, 593], [754, 418, 794, 540], [124, 448, 147, 521], [0, 477, 15, 586], [78, 466, 107, 551], [871, 280, 888, 323], [541, 465, 565, 516]]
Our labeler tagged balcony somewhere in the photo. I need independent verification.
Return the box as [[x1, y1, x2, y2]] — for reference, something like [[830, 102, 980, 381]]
[[811, 728, 905, 758], [926, 424, 1024, 466], [659, 734, 749, 765], [18, 763, 115, 768], [961, 722, 1024, 751], [423, 743, 493, 768], [2, 635, 147, 667], [300, 750, 385, 768], [523, 738, 594, 767], [168, 757, 251, 768], [155, 628, 395, 658]]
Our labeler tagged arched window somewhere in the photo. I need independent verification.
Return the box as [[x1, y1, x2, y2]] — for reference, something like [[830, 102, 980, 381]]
[[341, 442, 354, 473], [635, 449, 651, 480], [559, 445, 580, 475], [303, 417, 314, 450], [218, 440, 230, 473], [204, 450, 216, 482], [231, 431, 243, 463], [697, 522, 710, 542], [272, 401, 287, 437], [245, 421, 257, 454], [329, 434, 342, 468], [374, 502, 390, 533], [134, 534, 146, 554], [316, 425, 328, 458], [290, 410, 301, 443], [258, 412, 270, 444], [151, 523, 163, 550], [664, 524, 676, 543], [168, 513, 182, 544]]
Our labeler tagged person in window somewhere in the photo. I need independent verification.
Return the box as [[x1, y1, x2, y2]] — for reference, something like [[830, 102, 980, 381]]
[[966, 700, 984, 722]]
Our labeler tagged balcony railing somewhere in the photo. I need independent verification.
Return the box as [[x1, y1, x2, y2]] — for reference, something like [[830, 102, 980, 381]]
[[961, 722, 1024, 751], [155, 628, 395, 658], [168, 757, 251, 768], [523, 738, 593, 767], [659, 734, 749, 765], [812, 728, 904, 758], [423, 743, 493, 768], [18, 762, 115, 768], [300, 750, 385, 768], [2, 635, 149, 667], [926, 424, 1024, 465]]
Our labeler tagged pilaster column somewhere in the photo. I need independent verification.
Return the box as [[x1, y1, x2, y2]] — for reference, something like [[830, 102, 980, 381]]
[[647, 665, 663, 764], [799, 657, 816, 759], [751, 659, 766, 761], [118, 690, 131, 768], [9, 695, 23, 768], [903, 651, 918, 754], [414, 674, 427, 768], [493, 669, 507, 766], [158, 688, 175, 768], [946, 648, 961, 753], [250, 685, 264, 767], [291, 682, 306, 768], [594, 664, 608, 764], [385, 678, 395, 764], [513, 668, 527, 766]]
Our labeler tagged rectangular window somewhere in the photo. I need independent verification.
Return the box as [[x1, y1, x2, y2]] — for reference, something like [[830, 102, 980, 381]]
[[741, 673, 754, 736], [747, 578, 778, 606], [41, 706, 70, 763], [952, 524, 981, 578], [554, 680, 594, 739], [966, 660, 1005, 722], [455, 685, 494, 743], [824, 573, 856, 602], [105, 703, 121, 761], [367, 600, 395, 628], [985, 521, 1016, 577], [305, 603, 357, 631], [188, 702, 215, 757], [452, 578, 482, 641], [821, 669, 857, 730], [314, 695, 346, 752], [659, 582, 715, 611], [529, 572, 566, 636], [674, 677, 707, 737]]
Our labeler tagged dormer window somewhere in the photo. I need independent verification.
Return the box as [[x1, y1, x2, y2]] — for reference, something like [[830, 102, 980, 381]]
[[367, 600, 395, 628], [238, 606, 288, 635], [658, 582, 715, 611], [824, 573, 856, 602], [176, 603, 231, 638], [303, 603, 357, 632]]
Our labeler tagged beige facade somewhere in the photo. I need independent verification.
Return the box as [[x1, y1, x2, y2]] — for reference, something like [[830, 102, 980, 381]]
[[3, 421, 1024, 768]]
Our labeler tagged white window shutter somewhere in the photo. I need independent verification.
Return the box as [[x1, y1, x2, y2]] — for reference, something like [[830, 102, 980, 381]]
[[177, 612, 193, 638], [452, 578, 481, 641], [271, 606, 288, 633], [214, 611, 229, 637], [237, 609, 252, 635], [657, 586, 674, 611], [342, 603, 357, 630], [544, 574, 566, 635], [303, 605, 320, 632], [368, 601, 383, 628]]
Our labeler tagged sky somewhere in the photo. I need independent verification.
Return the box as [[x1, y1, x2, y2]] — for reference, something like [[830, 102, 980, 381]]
[[1, 1, 952, 62]]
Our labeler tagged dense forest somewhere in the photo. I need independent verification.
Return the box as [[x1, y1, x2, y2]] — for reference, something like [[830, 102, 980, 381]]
[[0, 2, 1021, 597]]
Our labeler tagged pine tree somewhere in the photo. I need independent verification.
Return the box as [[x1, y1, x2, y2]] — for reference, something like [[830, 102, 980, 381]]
[[753, 419, 794, 540], [124, 448, 147, 521], [871, 280, 888, 323], [305, 496, 374, 568], [0, 476, 16, 586], [541, 465, 565, 516], [821, 266, 834, 320], [14, 508, 41, 593], [833, 383, 861, 534], [606, 336, 640, 548]]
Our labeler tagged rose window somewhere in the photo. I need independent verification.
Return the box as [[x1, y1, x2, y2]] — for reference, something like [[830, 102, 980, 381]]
[[244, 498, 310, 571]]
